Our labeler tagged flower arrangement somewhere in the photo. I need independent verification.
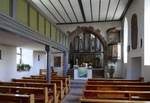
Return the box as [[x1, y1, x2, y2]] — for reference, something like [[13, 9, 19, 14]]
[[17, 64, 31, 72]]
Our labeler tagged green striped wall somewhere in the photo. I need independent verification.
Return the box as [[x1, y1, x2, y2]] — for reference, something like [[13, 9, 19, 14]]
[[38, 14, 45, 35], [16, 0, 28, 25], [29, 6, 37, 31], [46, 20, 50, 39], [0, 0, 68, 48], [0, 0, 10, 15], [51, 25, 56, 41]]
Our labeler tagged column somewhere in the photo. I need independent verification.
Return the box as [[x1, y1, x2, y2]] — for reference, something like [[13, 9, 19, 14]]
[[45, 45, 51, 83], [63, 51, 69, 76]]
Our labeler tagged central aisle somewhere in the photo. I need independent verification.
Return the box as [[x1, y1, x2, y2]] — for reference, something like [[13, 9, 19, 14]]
[[61, 80, 86, 103]]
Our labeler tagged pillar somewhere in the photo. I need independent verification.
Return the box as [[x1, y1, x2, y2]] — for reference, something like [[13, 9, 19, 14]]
[[63, 51, 69, 76], [45, 45, 51, 83]]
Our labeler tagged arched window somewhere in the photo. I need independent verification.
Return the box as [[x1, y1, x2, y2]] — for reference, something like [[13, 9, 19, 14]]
[[123, 17, 128, 63], [131, 14, 138, 49]]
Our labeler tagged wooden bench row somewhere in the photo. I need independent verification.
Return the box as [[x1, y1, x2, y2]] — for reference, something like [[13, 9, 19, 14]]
[[0, 93, 34, 103], [80, 79, 150, 103]]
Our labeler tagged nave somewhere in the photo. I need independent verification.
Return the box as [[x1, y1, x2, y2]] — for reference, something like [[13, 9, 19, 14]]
[[1, 0, 150, 102]]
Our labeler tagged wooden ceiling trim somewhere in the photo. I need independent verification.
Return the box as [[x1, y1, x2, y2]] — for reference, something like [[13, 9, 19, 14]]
[[39, 0, 60, 23], [49, 0, 66, 23], [90, 0, 93, 21], [58, 0, 72, 23], [78, 0, 86, 22], [57, 19, 120, 25], [112, 0, 121, 20], [105, 0, 111, 21], [120, 0, 133, 20], [98, 0, 101, 21], [68, 0, 78, 22]]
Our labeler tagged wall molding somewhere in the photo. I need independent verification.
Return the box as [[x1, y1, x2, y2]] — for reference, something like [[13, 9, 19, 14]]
[[0, 13, 68, 52]]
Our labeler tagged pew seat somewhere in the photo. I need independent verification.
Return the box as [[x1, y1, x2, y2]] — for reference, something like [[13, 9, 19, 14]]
[[0, 86, 52, 103], [83, 90, 150, 100], [0, 93, 34, 103], [80, 98, 150, 103]]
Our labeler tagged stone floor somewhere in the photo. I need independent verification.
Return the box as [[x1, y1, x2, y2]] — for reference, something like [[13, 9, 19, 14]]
[[61, 80, 86, 103]]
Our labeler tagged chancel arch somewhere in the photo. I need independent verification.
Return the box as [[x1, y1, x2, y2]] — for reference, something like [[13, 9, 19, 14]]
[[68, 26, 107, 75]]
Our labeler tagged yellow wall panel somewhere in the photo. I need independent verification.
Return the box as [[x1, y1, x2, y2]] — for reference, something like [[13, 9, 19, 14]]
[[29, 6, 37, 31], [0, 0, 10, 15], [39, 14, 45, 35], [16, 0, 28, 25], [51, 25, 56, 41], [46, 21, 50, 38]]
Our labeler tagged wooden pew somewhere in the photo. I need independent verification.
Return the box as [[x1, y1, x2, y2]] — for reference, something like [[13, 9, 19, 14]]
[[0, 93, 34, 103], [0, 86, 51, 103], [31, 74, 71, 93], [12, 78, 64, 100], [83, 90, 150, 100], [85, 85, 150, 91], [0, 82, 58, 103], [24, 76, 70, 95], [51, 80, 64, 99], [86, 81, 150, 85], [88, 79, 144, 82], [12, 78, 47, 83], [80, 98, 150, 103]]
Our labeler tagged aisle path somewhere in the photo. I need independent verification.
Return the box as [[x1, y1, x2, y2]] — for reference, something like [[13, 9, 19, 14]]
[[61, 80, 86, 103]]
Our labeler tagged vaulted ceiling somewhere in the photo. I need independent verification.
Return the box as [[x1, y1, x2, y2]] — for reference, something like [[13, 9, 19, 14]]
[[31, 0, 133, 24]]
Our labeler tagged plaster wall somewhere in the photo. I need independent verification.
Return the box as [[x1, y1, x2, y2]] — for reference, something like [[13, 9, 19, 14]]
[[123, 0, 150, 81]]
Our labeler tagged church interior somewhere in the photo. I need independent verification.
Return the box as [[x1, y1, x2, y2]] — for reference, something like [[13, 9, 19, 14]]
[[0, 0, 150, 103]]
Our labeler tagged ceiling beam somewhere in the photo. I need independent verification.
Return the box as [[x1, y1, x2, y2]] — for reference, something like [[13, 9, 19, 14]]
[[49, 0, 66, 23], [120, 0, 133, 20], [112, 0, 120, 20], [56, 19, 120, 25], [78, 0, 86, 22], [58, 0, 72, 23], [105, 0, 111, 21], [98, 0, 101, 21], [39, 0, 60, 23], [68, 0, 78, 22], [90, 0, 93, 21]]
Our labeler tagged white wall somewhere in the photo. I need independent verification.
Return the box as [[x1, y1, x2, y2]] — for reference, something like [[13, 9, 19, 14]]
[[0, 44, 47, 82], [58, 21, 121, 40], [33, 51, 47, 75], [123, 0, 150, 81], [0, 45, 16, 81], [143, 0, 150, 81]]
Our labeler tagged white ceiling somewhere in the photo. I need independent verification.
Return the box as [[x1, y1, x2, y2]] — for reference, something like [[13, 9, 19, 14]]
[[31, 0, 132, 24]]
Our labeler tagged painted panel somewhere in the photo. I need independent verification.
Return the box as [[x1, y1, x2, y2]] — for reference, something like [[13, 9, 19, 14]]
[[46, 20, 50, 38], [39, 14, 45, 35], [92, 0, 99, 21], [51, 0, 70, 23], [42, 0, 63, 23], [60, 0, 76, 22], [51, 25, 56, 41], [56, 30, 60, 43], [114, 0, 128, 20], [107, 0, 120, 20], [70, 0, 83, 22], [16, 0, 28, 25], [0, 0, 10, 15], [29, 6, 37, 31], [82, 0, 91, 21]]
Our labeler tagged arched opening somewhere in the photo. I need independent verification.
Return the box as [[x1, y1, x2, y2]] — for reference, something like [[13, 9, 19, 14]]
[[124, 17, 128, 63], [70, 33, 104, 68], [68, 26, 107, 78]]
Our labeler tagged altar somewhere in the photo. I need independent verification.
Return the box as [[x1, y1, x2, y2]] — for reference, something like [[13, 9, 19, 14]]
[[74, 67, 92, 80]]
